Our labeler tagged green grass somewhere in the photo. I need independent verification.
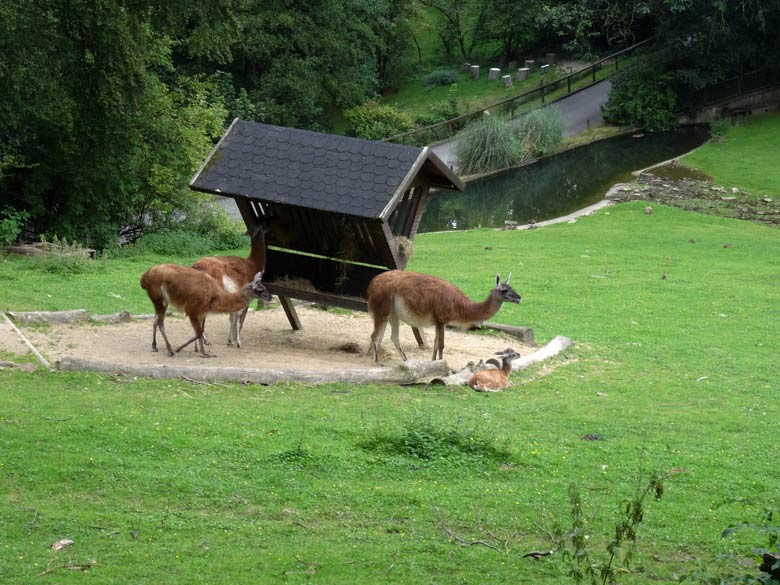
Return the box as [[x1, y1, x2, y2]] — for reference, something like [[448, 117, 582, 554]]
[[682, 113, 780, 196], [1, 202, 779, 583]]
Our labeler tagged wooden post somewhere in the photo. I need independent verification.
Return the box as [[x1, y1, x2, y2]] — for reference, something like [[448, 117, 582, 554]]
[[489, 67, 500, 80], [278, 296, 302, 330], [502, 75, 512, 88], [470, 65, 480, 80], [517, 67, 530, 81]]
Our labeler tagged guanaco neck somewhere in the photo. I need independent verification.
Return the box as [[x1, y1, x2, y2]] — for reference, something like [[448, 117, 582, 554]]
[[460, 291, 504, 323], [501, 357, 513, 375]]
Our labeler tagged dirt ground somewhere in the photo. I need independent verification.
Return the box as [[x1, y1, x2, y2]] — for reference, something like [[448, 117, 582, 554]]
[[5, 304, 531, 373]]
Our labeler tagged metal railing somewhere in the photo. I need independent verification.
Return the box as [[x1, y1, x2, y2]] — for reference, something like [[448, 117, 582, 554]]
[[383, 38, 654, 146], [690, 69, 780, 108]]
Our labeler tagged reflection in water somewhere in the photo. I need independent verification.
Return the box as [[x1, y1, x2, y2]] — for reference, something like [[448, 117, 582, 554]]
[[420, 127, 709, 232]]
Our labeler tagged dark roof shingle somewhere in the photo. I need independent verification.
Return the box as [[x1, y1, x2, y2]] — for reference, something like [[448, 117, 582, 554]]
[[190, 120, 435, 218]]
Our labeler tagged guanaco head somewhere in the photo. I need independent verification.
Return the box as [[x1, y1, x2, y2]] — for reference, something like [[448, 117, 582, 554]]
[[246, 271, 273, 302], [494, 273, 521, 304], [485, 348, 521, 372]]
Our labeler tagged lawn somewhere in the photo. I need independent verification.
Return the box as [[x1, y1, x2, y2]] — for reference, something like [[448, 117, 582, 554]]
[[682, 113, 780, 196], [1, 201, 779, 584]]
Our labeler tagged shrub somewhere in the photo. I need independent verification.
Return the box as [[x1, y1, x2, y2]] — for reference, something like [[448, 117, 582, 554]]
[[707, 114, 732, 139], [0, 207, 29, 247], [422, 68, 460, 88], [133, 230, 215, 257], [603, 67, 678, 132], [344, 101, 415, 140], [515, 106, 565, 156], [455, 114, 523, 174], [415, 86, 460, 127], [184, 201, 248, 250]]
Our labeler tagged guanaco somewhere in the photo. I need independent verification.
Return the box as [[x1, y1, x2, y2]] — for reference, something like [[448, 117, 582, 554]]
[[140, 264, 271, 358], [469, 348, 521, 392], [367, 271, 521, 362], [192, 222, 268, 347]]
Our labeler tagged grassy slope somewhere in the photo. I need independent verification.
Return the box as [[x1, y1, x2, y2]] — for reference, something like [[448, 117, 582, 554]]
[[682, 113, 780, 196], [1, 202, 779, 583]]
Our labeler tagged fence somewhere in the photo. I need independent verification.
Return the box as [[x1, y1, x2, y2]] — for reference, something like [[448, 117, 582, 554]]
[[383, 38, 654, 146], [690, 69, 780, 108]]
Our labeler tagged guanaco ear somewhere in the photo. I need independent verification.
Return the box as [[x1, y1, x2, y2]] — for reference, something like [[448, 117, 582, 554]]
[[503, 272, 512, 285], [495, 274, 500, 287], [252, 271, 264, 285]]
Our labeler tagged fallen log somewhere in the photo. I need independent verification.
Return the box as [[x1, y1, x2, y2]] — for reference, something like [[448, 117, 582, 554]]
[[9, 309, 89, 324], [90, 311, 132, 324], [480, 322, 535, 346], [511, 335, 573, 371], [56, 357, 450, 386]]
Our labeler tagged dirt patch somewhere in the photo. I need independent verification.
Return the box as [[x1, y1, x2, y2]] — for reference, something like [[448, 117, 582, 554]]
[[15, 304, 531, 373]]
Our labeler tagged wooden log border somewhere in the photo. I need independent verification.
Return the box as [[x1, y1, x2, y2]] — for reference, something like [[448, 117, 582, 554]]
[[57, 357, 450, 386]]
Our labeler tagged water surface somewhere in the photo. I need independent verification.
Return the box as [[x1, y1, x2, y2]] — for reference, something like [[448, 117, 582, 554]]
[[420, 127, 709, 232]]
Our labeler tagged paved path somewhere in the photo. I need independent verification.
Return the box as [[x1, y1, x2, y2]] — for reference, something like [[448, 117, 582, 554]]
[[431, 79, 613, 171]]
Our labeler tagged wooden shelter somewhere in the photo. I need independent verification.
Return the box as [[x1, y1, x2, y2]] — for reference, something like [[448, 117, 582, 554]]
[[189, 118, 464, 330]]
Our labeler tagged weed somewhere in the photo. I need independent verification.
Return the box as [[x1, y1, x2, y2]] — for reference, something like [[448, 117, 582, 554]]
[[548, 466, 666, 584], [707, 115, 732, 139], [681, 508, 780, 584], [362, 414, 511, 464]]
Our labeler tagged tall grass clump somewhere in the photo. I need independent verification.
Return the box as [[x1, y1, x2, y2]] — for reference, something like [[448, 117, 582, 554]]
[[456, 114, 523, 174], [706, 114, 732, 141], [515, 106, 565, 157]]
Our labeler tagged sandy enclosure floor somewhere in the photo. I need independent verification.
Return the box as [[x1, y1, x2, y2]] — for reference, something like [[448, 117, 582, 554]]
[[14, 305, 531, 373]]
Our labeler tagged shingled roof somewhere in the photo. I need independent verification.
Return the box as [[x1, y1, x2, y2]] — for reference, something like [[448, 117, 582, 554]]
[[189, 118, 463, 218]]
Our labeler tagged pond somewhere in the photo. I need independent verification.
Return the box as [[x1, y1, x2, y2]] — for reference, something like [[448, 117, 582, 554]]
[[419, 126, 710, 232]]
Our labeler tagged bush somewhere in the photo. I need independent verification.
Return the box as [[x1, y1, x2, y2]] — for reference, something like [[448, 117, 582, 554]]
[[344, 101, 415, 140], [515, 106, 565, 156], [422, 69, 460, 88], [0, 207, 29, 247], [414, 86, 460, 127], [707, 114, 732, 139], [455, 114, 523, 174], [603, 67, 679, 132], [133, 230, 215, 257], [184, 202, 248, 250]]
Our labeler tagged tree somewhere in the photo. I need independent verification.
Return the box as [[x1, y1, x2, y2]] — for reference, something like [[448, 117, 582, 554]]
[[420, 0, 489, 60], [367, 0, 420, 93], [0, 0, 227, 248], [479, 0, 540, 61]]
